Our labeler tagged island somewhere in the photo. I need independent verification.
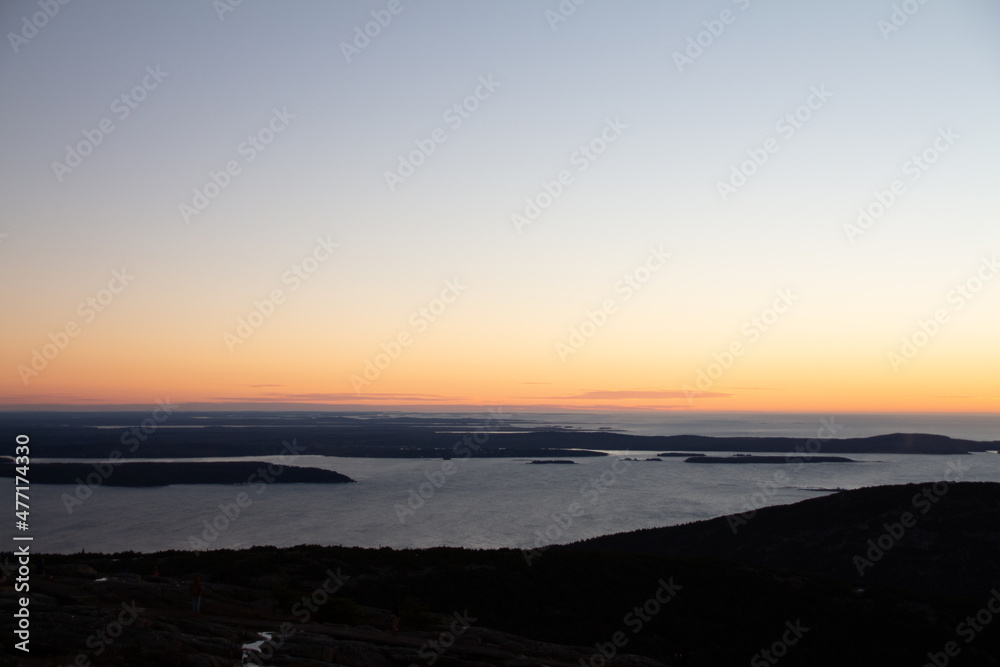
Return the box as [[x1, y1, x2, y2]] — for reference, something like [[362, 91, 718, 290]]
[[528, 459, 576, 465], [657, 452, 706, 457], [684, 455, 855, 464], [0, 461, 356, 486]]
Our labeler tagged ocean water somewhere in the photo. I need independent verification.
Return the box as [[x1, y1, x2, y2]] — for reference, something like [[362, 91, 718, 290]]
[[14, 448, 1000, 555]]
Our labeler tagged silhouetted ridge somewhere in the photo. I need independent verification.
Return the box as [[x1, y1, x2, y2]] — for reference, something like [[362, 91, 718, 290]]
[[568, 481, 1000, 598]]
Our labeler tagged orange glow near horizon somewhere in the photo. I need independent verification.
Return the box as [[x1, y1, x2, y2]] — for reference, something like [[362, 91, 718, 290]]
[[3, 290, 998, 413], [3, 349, 998, 414]]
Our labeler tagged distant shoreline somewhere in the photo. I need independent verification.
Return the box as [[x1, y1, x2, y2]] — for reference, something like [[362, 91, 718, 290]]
[[1, 412, 997, 460]]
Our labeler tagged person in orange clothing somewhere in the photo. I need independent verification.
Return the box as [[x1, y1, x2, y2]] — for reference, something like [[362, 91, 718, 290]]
[[190, 576, 203, 613]]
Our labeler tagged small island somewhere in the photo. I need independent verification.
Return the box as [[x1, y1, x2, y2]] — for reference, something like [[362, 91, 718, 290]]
[[528, 460, 576, 465], [684, 455, 855, 464], [0, 461, 356, 486], [657, 452, 706, 457]]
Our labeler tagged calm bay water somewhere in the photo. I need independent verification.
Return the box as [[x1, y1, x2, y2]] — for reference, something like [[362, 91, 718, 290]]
[[13, 450, 1000, 555], [11, 413, 999, 554]]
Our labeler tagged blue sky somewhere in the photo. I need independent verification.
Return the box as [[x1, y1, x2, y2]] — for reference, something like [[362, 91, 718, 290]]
[[2, 0, 999, 411]]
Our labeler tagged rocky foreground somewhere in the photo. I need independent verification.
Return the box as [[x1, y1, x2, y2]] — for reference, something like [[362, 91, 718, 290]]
[[1, 563, 665, 667], [3, 482, 999, 666]]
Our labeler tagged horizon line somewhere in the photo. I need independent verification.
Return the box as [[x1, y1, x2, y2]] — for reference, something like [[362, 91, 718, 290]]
[[0, 402, 998, 416]]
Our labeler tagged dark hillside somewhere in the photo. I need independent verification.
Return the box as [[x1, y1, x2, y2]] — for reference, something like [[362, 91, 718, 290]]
[[570, 481, 1000, 599]]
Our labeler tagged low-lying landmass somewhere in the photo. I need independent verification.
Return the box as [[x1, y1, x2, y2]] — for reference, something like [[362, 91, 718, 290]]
[[2, 411, 996, 459], [0, 461, 356, 486], [684, 455, 855, 464]]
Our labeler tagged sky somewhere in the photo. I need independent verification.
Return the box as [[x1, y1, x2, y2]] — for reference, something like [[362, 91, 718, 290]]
[[1, 0, 999, 413]]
